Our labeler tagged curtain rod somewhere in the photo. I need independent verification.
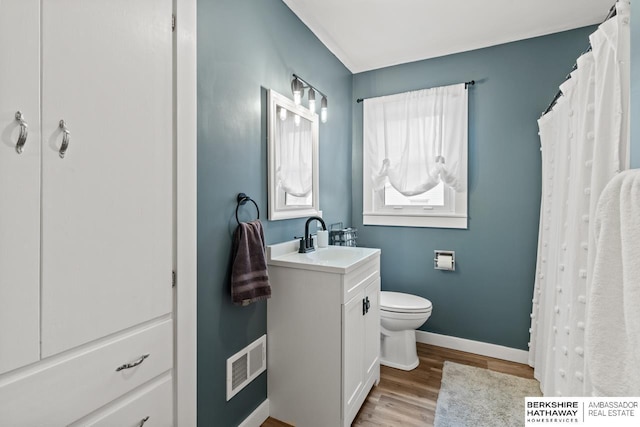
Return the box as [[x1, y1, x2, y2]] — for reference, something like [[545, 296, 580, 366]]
[[541, 2, 618, 117], [356, 80, 475, 104]]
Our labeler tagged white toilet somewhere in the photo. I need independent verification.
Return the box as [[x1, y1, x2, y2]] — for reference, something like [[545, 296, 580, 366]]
[[380, 291, 433, 371]]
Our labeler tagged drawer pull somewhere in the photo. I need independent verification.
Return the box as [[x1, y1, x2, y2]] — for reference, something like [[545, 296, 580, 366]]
[[115, 353, 149, 371], [58, 120, 70, 158], [14, 111, 28, 154], [138, 416, 150, 426]]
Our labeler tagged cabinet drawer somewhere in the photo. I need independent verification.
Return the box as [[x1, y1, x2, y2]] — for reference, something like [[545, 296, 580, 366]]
[[342, 257, 380, 302], [0, 319, 172, 427], [69, 373, 173, 427]]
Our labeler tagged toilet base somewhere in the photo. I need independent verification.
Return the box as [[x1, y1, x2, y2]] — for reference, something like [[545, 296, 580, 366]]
[[380, 329, 419, 371]]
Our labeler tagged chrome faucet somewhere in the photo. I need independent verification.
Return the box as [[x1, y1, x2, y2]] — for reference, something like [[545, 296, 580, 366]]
[[299, 216, 327, 253]]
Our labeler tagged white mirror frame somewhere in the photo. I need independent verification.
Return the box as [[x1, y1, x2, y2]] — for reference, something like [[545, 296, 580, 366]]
[[267, 89, 320, 220]]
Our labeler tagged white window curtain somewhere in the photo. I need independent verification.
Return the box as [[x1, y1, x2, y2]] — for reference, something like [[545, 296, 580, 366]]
[[275, 115, 313, 197], [364, 83, 467, 197], [528, 0, 630, 397]]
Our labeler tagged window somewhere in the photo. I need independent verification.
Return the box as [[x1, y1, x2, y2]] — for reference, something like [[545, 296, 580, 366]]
[[384, 181, 445, 207], [363, 84, 468, 228]]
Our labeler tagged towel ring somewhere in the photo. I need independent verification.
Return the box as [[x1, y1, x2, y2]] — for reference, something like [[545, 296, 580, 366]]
[[236, 193, 260, 225]]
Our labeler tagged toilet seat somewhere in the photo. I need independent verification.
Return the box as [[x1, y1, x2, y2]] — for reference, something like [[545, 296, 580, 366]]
[[380, 291, 432, 314]]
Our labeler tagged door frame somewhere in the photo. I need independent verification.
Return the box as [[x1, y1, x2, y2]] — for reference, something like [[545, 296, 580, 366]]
[[175, 0, 197, 425]]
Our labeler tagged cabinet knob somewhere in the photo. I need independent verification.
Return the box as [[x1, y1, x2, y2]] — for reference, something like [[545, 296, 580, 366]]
[[58, 120, 70, 158], [14, 111, 28, 154], [138, 416, 150, 427]]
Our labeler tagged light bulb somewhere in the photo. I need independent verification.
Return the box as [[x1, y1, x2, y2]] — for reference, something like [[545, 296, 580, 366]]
[[320, 96, 328, 123], [292, 78, 303, 105], [294, 114, 300, 126], [308, 88, 316, 113], [279, 107, 287, 121]]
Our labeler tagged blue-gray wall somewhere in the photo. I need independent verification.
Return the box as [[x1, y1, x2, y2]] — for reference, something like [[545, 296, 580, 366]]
[[351, 27, 596, 351], [197, 1, 622, 422], [197, 0, 352, 424], [632, 3, 640, 168]]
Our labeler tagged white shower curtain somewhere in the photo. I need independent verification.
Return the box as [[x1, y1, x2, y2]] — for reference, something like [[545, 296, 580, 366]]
[[528, 0, 630, 397]]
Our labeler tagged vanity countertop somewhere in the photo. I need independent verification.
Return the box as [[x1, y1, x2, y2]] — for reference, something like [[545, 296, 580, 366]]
[[267, 240, 380, 274]]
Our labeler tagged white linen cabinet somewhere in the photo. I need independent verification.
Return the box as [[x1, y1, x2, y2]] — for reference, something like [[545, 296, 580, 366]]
[[0, 0, 175, 425]]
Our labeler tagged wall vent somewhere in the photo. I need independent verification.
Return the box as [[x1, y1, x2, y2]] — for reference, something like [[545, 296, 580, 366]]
[[226, 334, 267, 401]]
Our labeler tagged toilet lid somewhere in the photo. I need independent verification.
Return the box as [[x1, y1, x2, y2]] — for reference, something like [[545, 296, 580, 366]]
[[380, 291, 432, 313]]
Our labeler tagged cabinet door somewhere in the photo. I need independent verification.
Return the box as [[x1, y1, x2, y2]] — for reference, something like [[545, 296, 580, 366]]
[[363, 278, 380, 380], [342, 292, 365, 418], [40, 0, 173, 356], [0, 0, 41, 374]]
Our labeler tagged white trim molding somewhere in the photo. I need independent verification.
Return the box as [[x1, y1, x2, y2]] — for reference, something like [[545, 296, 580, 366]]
[[175, 0, 197, 425], [415, 331, 529, 364], [363, 213, 467, 229], [239, 400, 270, 427]]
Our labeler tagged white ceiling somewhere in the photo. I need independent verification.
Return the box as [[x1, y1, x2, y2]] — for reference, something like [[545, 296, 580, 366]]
[[282, 0, 616, 73]]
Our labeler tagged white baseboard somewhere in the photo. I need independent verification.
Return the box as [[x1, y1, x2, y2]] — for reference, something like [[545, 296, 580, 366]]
[[416, 331, 529, 364], [239, 399, 270, 427]]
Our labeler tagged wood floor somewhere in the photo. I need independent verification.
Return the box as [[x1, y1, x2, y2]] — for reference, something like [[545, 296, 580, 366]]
[[262, 342, 535, 427]]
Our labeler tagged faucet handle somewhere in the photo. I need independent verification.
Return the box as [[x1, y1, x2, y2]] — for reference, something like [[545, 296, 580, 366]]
[[297, 237, 306, 253]]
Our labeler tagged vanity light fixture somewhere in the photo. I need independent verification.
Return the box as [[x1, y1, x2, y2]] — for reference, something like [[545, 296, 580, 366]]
[[291, 74, 328, 123]]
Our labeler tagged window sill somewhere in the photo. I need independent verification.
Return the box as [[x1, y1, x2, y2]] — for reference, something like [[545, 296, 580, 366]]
[[363, 214, 467, 229]]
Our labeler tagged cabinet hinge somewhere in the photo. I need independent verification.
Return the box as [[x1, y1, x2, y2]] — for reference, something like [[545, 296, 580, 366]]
[[172, 14, 176, 32], [172, 270, 176, 288]]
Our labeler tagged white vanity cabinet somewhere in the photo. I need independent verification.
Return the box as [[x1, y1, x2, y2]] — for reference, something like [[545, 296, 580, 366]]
[[267, 243, 381, 427], [0, 0, 175, 424]]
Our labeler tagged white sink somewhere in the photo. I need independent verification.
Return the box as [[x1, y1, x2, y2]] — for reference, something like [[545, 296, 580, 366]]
[[267, 240, 380, 273]]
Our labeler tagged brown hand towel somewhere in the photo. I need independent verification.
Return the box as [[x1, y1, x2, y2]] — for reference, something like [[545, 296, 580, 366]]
[[230, 220, 271, 305]]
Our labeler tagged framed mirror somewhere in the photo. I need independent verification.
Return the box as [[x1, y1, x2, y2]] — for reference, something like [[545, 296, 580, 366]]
[[267, 89, 320, 220]]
